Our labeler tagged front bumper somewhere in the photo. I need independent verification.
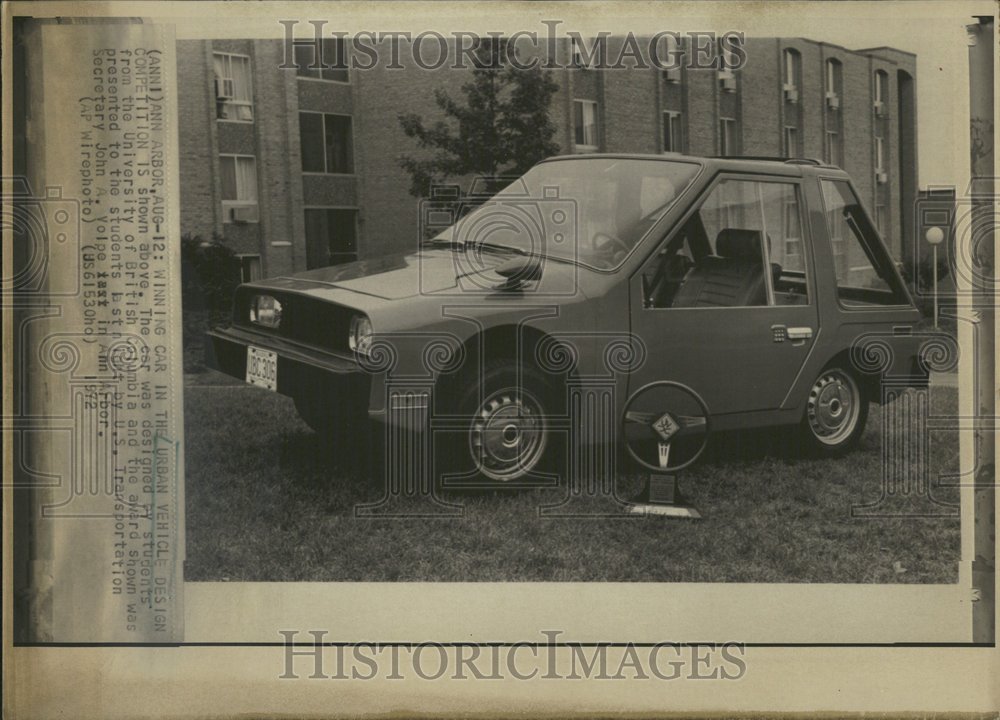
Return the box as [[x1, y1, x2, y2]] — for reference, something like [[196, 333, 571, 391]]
[[205, 325, 377, 420]]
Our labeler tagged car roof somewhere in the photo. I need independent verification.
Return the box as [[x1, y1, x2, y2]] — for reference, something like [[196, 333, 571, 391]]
[[540, 152, 849, 178]]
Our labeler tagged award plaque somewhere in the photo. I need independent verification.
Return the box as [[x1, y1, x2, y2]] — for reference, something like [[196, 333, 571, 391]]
[[621, 382, 711, 518]]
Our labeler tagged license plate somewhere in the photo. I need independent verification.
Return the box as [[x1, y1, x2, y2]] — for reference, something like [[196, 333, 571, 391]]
[[246, 346, 278, 391]]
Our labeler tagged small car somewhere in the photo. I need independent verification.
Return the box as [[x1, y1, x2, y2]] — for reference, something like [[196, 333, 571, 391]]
[[208, 154, 931, 484]]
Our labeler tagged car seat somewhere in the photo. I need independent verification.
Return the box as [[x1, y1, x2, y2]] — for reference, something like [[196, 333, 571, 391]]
[[671, 228, 769, 307]]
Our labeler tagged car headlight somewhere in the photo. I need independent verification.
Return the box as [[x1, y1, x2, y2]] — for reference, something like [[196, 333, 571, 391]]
[[349, 315, 373, 355], [249, 295, 282, 328]]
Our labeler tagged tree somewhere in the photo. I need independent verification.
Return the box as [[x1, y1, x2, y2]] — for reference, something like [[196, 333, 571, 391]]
[[398, 38, 561, 198]]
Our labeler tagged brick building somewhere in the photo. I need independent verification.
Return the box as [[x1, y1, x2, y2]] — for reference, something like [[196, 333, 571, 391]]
[[176, 36, 918, 281]]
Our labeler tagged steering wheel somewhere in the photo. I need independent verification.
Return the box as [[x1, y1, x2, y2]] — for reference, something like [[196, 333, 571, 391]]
[[621, 381, 711, 472], [590, 231, 631, 265]]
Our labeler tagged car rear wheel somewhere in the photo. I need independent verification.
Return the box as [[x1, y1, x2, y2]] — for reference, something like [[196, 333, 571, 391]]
[[800, 366, 868, 456], [446, 360, 561, 488]]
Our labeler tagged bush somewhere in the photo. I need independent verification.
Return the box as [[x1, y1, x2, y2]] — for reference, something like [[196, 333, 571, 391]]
[[182, 233, 241, 312], [182, 233, 241, 372]]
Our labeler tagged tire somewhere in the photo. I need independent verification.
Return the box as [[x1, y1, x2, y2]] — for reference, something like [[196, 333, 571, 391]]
[[443, 359, 562, 489], [799, 366, 869, 456]]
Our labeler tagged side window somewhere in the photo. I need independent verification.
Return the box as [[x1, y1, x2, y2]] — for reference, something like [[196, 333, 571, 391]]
[[821, 179, 905, 306], [641, 179, 809, 309], [759, 182, 809, 305]]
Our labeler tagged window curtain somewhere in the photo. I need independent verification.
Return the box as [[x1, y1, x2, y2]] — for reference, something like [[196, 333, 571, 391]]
[[231, 57, 250, 102], [220, 157, 237, 200], [235, 157, 257, 201]]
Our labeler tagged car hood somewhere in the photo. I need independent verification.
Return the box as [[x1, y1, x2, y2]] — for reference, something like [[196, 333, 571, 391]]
[[253, 248, 584, 302]]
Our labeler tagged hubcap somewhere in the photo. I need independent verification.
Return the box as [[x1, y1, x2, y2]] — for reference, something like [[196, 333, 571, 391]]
[[806, 370, 861, 445], [470, 388, 548, 482]]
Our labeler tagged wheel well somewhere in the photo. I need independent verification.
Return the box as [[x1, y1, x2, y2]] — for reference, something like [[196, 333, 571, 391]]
[[433, 324, 578, 411], [821, 349, 880, 403]]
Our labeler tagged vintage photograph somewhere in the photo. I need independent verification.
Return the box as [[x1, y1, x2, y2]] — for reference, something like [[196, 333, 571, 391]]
[[2, 0, 996, 716], [177, 27, 965, 583]]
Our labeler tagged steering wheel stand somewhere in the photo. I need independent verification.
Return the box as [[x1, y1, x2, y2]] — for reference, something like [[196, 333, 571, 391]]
[[621, 381, 711, 519]]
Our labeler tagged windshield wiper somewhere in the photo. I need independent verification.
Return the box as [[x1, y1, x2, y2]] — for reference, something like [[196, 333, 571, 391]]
[[475, 242, 530, 256], [422, 239, 531, 257], [422, 238, 463, 250]]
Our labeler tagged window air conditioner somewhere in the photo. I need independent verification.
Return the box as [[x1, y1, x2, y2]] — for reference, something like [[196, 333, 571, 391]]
[[230, 205, 257, 223], [783, 84, 799, 103], [215, 77, 235, 100]]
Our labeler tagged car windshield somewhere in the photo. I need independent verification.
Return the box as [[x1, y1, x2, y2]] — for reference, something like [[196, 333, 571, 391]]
[[427, 157, 702, 269]]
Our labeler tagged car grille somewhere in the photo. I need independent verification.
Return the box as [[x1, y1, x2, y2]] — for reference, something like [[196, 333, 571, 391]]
[[232, 286, 353, 354]]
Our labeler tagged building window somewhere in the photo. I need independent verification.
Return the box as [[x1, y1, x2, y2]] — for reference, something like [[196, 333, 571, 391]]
[[719, 117, 739, 155], [717, 37, 739, 92], [300, 112, 354, 174], [571, 36, 602, 68], [874, 135, 885, 172], [874, 70, 889, 116], [304, 208, 359, 268], [718, 35, 741, 72], [573, 100, 599, 152], [783, 126, 798, 158], [219, 155, 258, 223], [213, 53, 254, 122], [295, 38, 349, 82], [662, 111, 683, 153], [662, 34, 683, 82], [782, 48, 800, 102], [237, 254, 262, 282], [824, 130, 841, 166], [825, 59, 842, 109]]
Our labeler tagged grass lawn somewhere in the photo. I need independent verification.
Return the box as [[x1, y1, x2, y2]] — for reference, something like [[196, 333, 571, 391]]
[[183, 372, 960, 583]]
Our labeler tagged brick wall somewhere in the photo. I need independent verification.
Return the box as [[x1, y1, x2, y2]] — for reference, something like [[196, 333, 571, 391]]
[[253, 39, 302, 277], [839, 51, 874, 207], [176, 40, 217, 241], [177, 36, 918, 270], [741, 38, 781, 156], [793, 40, 825, 160], [603, 64, 658, 154], [686, 66, 717, 156]]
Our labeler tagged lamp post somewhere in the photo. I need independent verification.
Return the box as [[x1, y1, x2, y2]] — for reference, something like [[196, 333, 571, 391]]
[[924, 226, 944, 328]]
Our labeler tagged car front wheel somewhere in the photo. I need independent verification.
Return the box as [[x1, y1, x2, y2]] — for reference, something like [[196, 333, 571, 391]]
[[448, 360, 560, 487], [800, 366, 868, 456]]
